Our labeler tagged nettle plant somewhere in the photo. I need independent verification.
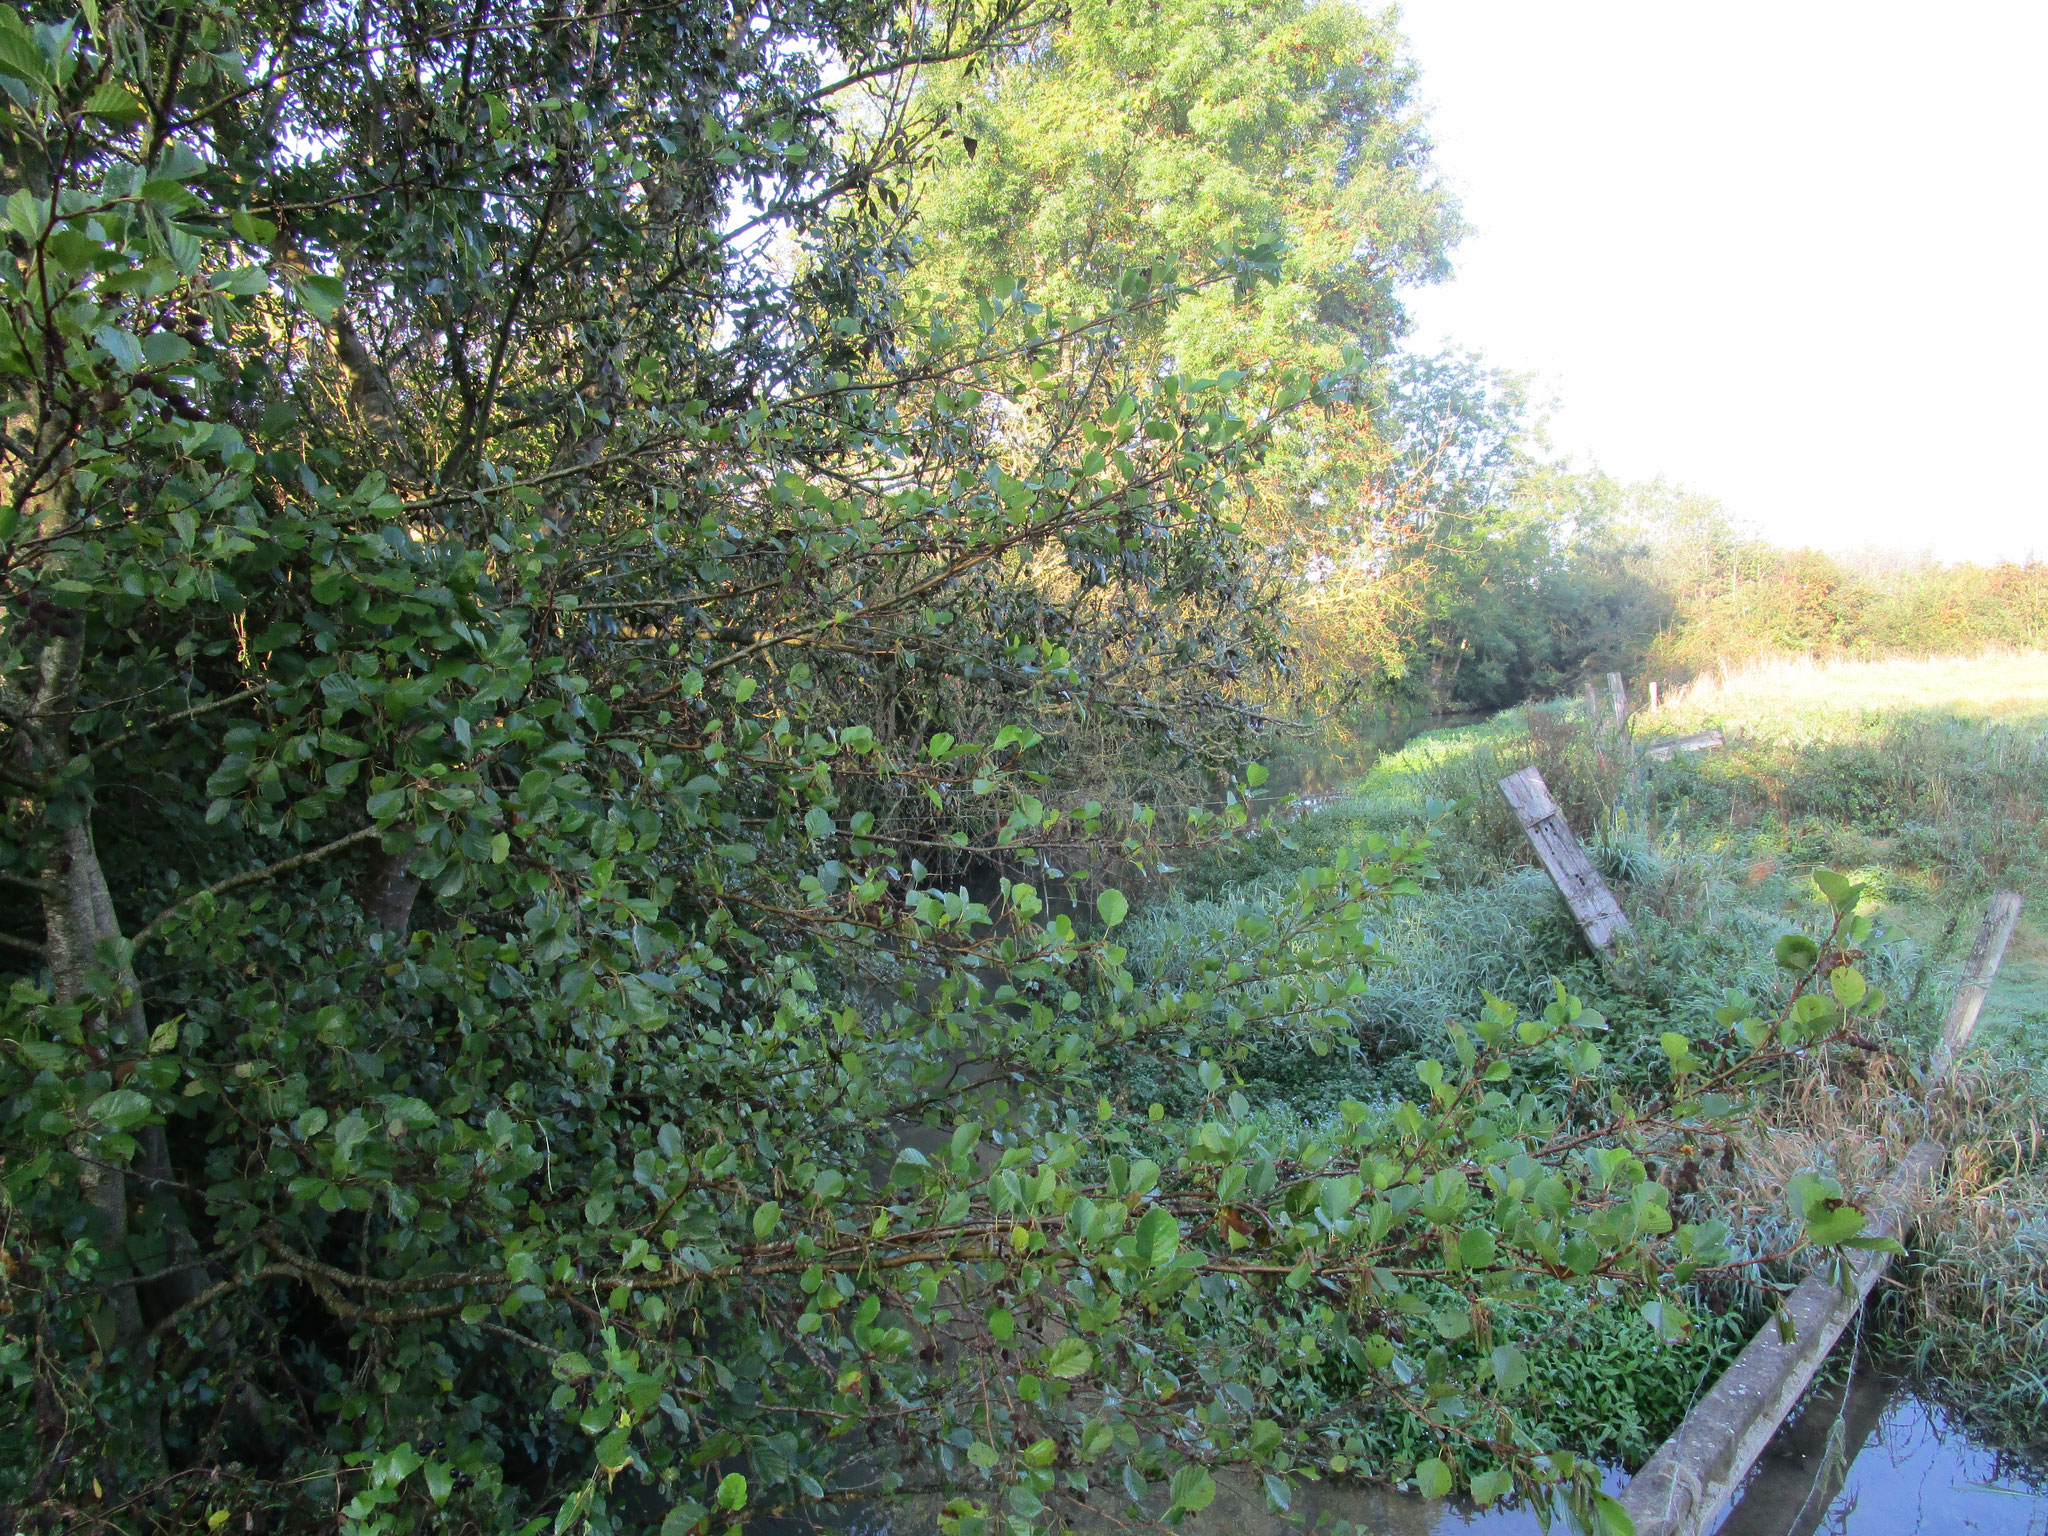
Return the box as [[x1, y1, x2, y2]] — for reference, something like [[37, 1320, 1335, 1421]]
[[0, 0, 1897, 1532]]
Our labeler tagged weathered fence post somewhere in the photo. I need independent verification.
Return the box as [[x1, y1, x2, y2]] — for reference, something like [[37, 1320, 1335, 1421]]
[[1607, 671, 1628, 731], [1649, 679, 1661, 710], [1643, 729, 1726, 762], [1497, 766, 1632, 956], [1584, 678, 1606, 732], [1927, 889, 2024, 1087]]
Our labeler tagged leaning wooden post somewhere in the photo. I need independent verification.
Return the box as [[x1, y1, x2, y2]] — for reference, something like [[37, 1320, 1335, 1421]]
[[1927, 890, 2024, 1086], [1583, 678, 1606, 734], [1606, 671, 1629, 731], [1498, 766, 1632, 956]]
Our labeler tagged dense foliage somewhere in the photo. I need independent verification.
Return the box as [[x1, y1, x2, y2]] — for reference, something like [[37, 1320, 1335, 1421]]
[[0, 1, 1897, 1533], [1298, 373, 2048, 715]]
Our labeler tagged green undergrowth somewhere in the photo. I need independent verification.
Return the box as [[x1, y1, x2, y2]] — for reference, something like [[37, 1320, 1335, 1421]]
[[1130, 656, 2048, 1460]]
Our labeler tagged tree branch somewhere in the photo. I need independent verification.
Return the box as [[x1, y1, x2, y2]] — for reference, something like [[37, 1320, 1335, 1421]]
[[130, 825, 381, 952], [87, 684, 265, 759]]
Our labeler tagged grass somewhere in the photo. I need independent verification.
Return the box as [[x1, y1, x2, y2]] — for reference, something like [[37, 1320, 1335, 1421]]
[[1134, 650, 2048, 1461]]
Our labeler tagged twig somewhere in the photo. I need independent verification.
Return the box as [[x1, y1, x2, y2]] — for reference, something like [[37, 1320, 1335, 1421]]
[[130, 825, 381, 951], [87, 683, 264, 759]]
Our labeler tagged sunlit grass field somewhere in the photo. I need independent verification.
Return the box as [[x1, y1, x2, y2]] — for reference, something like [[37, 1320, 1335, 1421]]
[[1657, 649, 2048, 729]]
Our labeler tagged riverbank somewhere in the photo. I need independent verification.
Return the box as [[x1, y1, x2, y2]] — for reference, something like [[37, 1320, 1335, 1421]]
[[1120, 654, 2048, 1482]]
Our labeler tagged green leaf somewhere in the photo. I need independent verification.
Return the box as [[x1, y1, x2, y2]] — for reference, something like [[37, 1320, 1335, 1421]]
[[1489, 1344, 1527, 1392], [661, 1500, 708, 1536], [716, 1474, 747, 1511], [1829, 965, 1866, 1008], [1640, 1297, 1689, 1341], [424, 1460, 454, 1505], [594, 1425, 632, 1472], [1813, 868, 1863, 916], [1804, 1201, 1868, 1247], [1245, 762, 1268, 787], [1470, 1467, 1512, 1506], [752, 1201, 781, 1239], [551, 1352, 594, 1381], [1167, 1464, 1215, 1515], [215, 264, 272, 296], [1041, 1336, 1093, 1379], [1133, 1206, 1179, 1268], [1775, 933, 1820, 972], [1414, 1458, 1452, 1499], [6, 191, 46, 242], [83, 79, 144, 121], [1096, 888, 1128, 929], [1592, 1490, 1636, 1536], [295, 273, 347, 320], [94, 326, 144, 372], [87, 1089, 153, 1131], [1457, 1227, 1497, 1268]]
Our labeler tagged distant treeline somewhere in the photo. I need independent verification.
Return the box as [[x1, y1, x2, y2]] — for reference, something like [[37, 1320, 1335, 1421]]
[[1290, 356, 2044, 715]]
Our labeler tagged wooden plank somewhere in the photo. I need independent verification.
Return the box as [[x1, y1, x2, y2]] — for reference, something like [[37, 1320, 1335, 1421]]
[[1927, 889, 2025, 1086], [1643, 729, 1725, 762], [1649, 679, 1661, 710], [1607, 671, 1628, 729], [1497, 766, 1633, 953], [1619, 1141, 1945, 1536]]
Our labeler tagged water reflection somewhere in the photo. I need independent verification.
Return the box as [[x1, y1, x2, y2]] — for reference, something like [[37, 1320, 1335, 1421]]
[[1710, 1367, 2048, 1536]]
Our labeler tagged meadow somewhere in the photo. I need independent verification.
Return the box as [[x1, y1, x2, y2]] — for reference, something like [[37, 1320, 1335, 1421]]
[[1124, 650, 2048, 1465]]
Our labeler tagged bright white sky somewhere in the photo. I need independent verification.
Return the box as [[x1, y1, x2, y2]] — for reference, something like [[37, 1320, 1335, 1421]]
[[1389, 1, 2047, 564]]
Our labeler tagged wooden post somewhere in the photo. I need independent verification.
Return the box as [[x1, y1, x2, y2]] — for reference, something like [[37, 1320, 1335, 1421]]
[[1583, 678, 1604, 732], [1927, 890, 2024, 1086], [1643, 729, 1725, 762], [1606, 671, 1628, 730], [1498, 766, 1632, 954], [1649, 679, 1661, 710]]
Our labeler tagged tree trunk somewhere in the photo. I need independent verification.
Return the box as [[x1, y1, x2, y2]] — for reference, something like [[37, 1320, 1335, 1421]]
[[360, 844, 422, 936], [12, 413, 182, 1458]]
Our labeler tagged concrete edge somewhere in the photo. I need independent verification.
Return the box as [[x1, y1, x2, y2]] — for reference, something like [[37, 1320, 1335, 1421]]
[[1617, 1139, 1945, 1536]]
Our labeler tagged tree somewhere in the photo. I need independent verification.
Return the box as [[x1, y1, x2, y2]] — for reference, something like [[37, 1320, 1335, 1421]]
[[0, 3, 1878, 1534], [908, 0, 1461, 720]]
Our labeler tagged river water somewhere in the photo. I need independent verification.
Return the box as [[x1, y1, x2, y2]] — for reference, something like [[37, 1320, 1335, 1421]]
[[1707, 1366, 2048, 1536]]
